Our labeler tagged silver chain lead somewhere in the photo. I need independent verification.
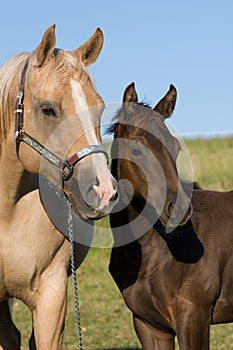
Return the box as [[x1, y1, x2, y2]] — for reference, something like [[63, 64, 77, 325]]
[[67, 201, 83, 350]]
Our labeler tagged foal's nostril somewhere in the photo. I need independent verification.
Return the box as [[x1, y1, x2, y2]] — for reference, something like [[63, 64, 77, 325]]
[[166, 202, 175, 218]]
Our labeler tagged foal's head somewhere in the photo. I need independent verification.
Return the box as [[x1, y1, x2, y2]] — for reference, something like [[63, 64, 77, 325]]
[[111, 83, 192, 229]]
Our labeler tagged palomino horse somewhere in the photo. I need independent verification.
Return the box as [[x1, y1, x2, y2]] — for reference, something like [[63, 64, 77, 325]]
[[0, 25, 118, 349], [109, 82, 233, 349]]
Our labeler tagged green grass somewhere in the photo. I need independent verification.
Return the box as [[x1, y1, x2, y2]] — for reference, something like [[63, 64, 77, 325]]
[[184, 136, 233, 190], [12, 136, 233, 349]]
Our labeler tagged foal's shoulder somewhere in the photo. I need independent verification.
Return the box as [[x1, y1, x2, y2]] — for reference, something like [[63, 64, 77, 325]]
[[191, 188, 233, 211]]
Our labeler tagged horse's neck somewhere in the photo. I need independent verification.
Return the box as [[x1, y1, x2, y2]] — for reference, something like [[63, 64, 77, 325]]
[[0, 144, 38, 218]]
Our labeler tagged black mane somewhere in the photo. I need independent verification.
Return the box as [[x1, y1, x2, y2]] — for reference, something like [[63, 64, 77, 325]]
[[106, 100, 153, 136]]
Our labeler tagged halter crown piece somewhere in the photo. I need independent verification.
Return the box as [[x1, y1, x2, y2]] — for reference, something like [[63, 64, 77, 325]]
[[14, 59, 108, 181]]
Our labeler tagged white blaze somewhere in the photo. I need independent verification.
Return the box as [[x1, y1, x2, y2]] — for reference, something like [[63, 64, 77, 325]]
[[70, 79, 99, 145], [70, 79, 116, 209]]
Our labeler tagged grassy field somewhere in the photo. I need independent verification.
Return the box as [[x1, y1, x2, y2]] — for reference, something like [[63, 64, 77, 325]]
[[184, 136, 233, 190], [12, 136, 233, 349]]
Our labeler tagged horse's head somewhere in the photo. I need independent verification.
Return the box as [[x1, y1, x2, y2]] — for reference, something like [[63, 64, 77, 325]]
[[2, 25, 118, 219], [111, 83, 192, 230]]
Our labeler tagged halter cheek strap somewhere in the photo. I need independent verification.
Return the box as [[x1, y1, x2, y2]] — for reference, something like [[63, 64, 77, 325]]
[[14, 59, 29, 139], [14, 59, 108, 181]]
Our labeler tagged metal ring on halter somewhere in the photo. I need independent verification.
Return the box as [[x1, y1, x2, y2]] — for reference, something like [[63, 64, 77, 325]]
[[61, 161, 74, 181]]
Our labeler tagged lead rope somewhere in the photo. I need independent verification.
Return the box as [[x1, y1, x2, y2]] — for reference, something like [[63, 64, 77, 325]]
[[67, 201, 83, 350]]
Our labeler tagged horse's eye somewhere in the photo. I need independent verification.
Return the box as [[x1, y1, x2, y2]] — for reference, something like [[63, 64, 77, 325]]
[[42, 106, 56, 118], [131, 147, 142, 156]]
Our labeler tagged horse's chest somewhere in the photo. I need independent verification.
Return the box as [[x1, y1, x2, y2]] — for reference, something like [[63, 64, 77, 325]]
[[0, 208, 68, 300]]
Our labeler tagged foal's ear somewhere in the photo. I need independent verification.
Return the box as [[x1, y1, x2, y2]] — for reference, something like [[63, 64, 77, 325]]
[[154, 84, 177, 118], [123, 82, 138, 104], [76, 28, 104, 66], [34, 24, 56, 68]]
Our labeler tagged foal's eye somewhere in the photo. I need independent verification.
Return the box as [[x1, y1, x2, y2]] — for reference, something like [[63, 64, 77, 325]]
[[41, 106, 56, 118], [131, 147, 142, 156]]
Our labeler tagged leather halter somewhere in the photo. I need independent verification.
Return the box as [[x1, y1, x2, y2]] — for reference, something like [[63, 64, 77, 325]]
[[14, 59, 108, 181]]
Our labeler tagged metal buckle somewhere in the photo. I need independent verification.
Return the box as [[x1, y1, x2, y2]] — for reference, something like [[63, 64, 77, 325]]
[[61, 161, 74, 181]]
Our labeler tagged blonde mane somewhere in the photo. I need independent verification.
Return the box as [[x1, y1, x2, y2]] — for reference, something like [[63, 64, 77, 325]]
[[0, 53, 29, 144]]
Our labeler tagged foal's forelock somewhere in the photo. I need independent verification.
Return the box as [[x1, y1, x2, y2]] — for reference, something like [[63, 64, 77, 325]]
[[110, 105, 166, 142]]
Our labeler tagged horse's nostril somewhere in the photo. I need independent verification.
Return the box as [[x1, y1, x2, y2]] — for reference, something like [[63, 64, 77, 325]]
[[84, 178, 119, 211], [110, 190, 119, 203], [84, 184, 99, 209]]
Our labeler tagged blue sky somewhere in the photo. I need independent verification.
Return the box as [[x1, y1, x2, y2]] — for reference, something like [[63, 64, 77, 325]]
[[0, 0, 232, 137]]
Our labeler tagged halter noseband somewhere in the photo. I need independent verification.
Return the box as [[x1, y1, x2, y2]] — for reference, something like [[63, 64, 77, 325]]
[[14, 59, 108, 181]]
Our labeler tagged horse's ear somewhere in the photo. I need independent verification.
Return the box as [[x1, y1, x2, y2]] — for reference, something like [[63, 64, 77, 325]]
[[154, 84, 177, 118], [76, 28, 104, 67], [123, 82, 138, 104], [34, 24, 56, 67]]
